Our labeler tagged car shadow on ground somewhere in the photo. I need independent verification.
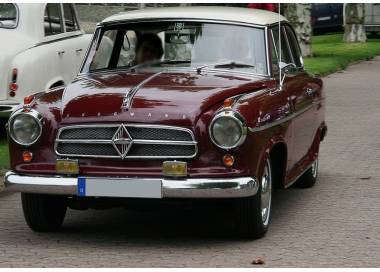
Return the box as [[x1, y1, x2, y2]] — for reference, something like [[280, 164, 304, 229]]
[[31, 184, 312, 244]]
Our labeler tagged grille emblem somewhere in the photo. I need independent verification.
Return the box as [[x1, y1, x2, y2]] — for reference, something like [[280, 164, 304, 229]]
[[112, 125, 133, 159]]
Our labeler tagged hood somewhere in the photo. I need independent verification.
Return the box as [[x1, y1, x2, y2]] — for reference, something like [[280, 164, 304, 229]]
[[0, 30, 35, 100], [60, 71, 269, 126]]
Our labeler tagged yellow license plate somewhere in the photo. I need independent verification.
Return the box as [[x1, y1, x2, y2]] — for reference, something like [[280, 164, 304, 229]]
[[162, 161, 187, 177], [56, 159, 79, 175]]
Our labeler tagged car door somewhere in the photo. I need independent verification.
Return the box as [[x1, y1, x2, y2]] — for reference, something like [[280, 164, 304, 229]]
[[271, 25, 318, 174], [60, 3, 86, 82], [41, 3, 67, 88], [283, 25, 320, 169]]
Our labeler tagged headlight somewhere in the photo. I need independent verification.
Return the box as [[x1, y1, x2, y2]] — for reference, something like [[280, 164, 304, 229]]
[[209, 110, 247, 149], [8, 109, 42, 146]]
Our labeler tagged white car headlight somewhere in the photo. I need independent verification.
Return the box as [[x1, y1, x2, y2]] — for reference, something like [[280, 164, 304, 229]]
[[8, 109, 42, 146], [209, 110, 247, 149]]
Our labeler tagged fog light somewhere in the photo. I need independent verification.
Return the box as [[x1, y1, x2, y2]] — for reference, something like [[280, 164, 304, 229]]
[[223, 154, 235, 167], [22, 151, 33, 162], [56, 159, 79, 175], [163, 161, 187, 177]]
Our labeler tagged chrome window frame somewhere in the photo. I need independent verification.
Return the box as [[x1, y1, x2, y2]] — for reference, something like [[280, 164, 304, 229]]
[[79, 18, 271, 78]]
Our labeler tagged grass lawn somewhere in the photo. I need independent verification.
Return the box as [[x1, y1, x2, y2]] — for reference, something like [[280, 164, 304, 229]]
[[304, 33, 380, 76], [0, 139, 9, 171]]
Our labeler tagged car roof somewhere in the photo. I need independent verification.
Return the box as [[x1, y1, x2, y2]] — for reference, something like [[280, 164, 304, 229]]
[[102, 6, 287, 26]]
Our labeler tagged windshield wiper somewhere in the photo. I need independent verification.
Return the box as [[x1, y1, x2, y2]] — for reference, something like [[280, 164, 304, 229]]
[[196, 61, 255, 74], [129, 59, 191, 72]]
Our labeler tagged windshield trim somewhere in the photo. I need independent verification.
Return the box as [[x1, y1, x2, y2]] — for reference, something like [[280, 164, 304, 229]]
[[0, 3, 19, 29], [80, 19, 270, 77]]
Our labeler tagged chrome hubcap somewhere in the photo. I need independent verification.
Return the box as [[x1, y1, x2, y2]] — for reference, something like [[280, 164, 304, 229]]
[[261, 159, 272, 226], [311, 159, 318, 179]]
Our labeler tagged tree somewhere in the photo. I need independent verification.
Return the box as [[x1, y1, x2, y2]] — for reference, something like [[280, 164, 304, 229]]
[[343, 4, 366, 43], [283, 4, 312, 57]]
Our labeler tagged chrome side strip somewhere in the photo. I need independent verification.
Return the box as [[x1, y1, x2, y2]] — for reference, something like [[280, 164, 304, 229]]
[[248, 103, 313, 133], [122, 71, 164, 110]]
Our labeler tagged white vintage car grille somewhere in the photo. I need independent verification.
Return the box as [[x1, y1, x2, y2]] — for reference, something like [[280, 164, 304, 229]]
[[55, 124, 197, 159]]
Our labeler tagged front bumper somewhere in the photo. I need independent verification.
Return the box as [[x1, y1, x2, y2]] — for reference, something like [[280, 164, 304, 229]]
[[4, 171, 258, 199]]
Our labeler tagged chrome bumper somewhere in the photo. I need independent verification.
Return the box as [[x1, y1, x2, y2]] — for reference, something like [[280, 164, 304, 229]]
[[4, 171, 258, 198]]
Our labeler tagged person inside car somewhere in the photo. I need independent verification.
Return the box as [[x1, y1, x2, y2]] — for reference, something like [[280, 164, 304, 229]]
[[135, 33, 164, 65]]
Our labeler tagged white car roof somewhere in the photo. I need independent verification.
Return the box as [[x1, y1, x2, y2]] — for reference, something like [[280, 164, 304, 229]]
[[102, 6, 287, 26]]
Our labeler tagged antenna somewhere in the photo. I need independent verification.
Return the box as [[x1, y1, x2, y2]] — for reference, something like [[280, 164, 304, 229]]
[[278, 3, 282, 89]]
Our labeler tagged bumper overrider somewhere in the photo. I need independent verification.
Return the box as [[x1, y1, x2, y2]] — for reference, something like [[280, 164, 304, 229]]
[[4, 171, 259, 198]]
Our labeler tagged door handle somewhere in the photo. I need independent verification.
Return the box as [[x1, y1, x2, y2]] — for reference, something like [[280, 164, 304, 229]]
[[76, 49, 83, 53], [57, 50, 65, 55]]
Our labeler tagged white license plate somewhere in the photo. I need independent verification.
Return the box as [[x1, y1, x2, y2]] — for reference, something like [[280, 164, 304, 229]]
[[77, 177, 162, 198], [317, 16, 331, 21]]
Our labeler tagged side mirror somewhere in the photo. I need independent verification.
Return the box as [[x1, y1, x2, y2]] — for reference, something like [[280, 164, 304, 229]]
[[280, 63, 297, 87]]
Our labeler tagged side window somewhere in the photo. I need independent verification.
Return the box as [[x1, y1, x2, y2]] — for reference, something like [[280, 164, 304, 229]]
[[44, 3, 63, 36], [284, 25, 303, 67], [90, 29, 117, 71], [270, 26, 293, 73], [63, 4, 79, 32]]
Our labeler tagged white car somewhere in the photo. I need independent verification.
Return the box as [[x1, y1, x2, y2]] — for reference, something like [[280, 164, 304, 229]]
[[0, 3, 91, 118]]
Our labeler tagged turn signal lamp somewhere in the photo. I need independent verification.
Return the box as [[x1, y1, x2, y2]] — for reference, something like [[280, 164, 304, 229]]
[[223, 154, 235, 167], [22, 151, 33, 163], [24, 95, 34, 105], [56, 159, 79, 175], [223, 98, 233, 108], [162, 161, 187, 177]]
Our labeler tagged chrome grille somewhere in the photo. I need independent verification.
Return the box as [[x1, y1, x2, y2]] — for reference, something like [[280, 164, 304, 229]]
[[55, 124, 197, 159]]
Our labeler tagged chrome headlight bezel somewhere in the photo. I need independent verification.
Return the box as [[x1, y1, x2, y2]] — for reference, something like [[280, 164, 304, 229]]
[[209, 110, 247, 150], [8, 109, 43, 146]]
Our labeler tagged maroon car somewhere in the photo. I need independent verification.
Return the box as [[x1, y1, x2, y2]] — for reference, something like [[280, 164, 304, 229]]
[[4, 7, 327, 239]]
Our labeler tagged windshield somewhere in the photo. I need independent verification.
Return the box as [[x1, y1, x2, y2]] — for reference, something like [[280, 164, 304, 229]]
[[82, 21, 268, 76], [0, 3, 18, 29]]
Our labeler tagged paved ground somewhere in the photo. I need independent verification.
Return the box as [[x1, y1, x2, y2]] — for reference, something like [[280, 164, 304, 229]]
[[1, 57, 380, 267]]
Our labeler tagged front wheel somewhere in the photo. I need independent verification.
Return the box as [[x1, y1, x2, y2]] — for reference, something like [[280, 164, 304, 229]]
[[235, 158, 272, 239], [21, 193, 67, 232]]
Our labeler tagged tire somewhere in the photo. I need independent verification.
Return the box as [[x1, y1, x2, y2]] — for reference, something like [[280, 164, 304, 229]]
[[294, 158, 319, 188], [21, 193, 67, 232], [235, 158, 272, 239]]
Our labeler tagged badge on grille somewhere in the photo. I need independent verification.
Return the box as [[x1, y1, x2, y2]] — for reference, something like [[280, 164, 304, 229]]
[[112, 124, 133, 159]]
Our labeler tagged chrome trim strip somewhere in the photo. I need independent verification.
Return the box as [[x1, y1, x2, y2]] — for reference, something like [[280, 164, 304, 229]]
[[55, 123, 198, 159], [122, 71, 164, 109], [248, 103, 313, 133], [4, 171, 259, 199]]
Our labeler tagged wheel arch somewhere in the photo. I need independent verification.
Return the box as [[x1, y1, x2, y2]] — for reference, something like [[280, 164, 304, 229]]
[[258, 136, 288, 189]]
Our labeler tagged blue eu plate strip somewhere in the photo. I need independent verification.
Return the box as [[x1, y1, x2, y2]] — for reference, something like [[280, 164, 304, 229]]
[[77, 177, 86, 196]]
